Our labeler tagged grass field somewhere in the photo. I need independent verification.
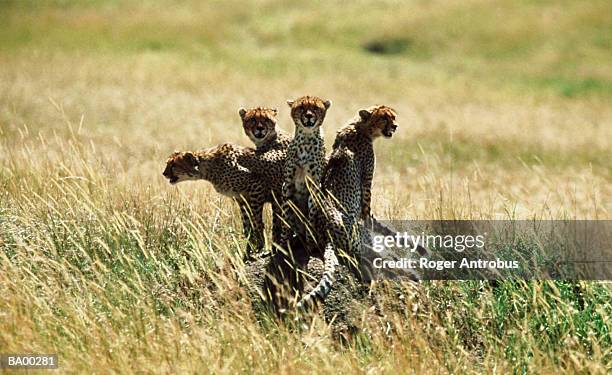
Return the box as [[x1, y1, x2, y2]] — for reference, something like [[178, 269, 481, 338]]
[[1, 0, 611, 373]]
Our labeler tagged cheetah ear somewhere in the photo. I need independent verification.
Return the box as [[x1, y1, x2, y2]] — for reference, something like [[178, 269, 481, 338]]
[[271, 108, 278, 116], [184, 152, 197, 163], [286, 100, 294, 107], [238, 108, 247, 120], [359, 109, 371, 120], [323, 100, 332, 109]]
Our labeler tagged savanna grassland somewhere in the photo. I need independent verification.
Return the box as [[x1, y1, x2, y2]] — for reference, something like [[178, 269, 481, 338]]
[[1, 0, 611, 373]]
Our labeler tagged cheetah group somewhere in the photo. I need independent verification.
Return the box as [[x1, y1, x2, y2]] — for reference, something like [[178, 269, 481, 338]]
[[163, 95, 398, 316]]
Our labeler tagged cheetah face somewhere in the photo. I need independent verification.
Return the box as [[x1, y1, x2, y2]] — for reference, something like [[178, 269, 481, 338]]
[[381, 119, 398, 138], [359, 105, 398, 139], [163, 151, 200, 184], [239, 107, 278, 146], [287, 96, 332, 132]]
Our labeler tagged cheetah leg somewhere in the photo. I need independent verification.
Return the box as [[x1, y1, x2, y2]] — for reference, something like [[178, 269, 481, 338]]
[[360, 163, 374, 220], [303, 174, 328, 247], [361, 187, 372, 221], [279, 188, 308, 250], [279, 175, 298, 245], [270, 192, 284, 247], [238, 199, 265, 260], [279, 199, 294, 250]]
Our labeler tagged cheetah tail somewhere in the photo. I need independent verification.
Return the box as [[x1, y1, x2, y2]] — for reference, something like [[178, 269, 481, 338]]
[[296, 242, 339, 310]]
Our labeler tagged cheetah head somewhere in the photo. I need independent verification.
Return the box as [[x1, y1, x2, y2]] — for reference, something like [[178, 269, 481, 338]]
[[287, 95, 331, 132], [238, 107, 278, 147], [358, 105, 398, 139], [163, 151, 200, 184]]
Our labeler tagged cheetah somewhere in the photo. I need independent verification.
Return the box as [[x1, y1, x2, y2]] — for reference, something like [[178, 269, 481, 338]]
[[238, 106, 291, 152], [238, 106, 292, 245], [162, 144, 281, 259], [281, 96, 331, 244], [297, 106, 399, 308], [332, 105, 398, 221]]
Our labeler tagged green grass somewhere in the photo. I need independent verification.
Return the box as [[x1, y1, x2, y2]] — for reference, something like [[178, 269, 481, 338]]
[[1, 0, 610, 97], [535, 77, 612, 98]]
